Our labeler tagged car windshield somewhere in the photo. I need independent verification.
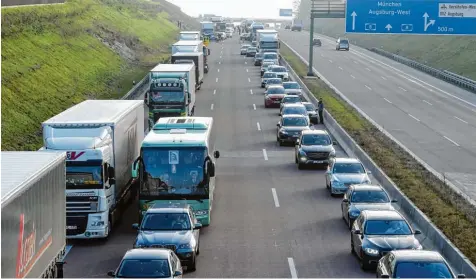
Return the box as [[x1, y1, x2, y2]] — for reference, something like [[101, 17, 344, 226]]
[[263, 73, 277, 78], [340, 39, 349, 44], [272, 67, 287, 72], [351, 190, 390, 203], [301, 134, 331, 145], [333, 162, 365, 174], [117, 259, 171, 278], [264, 54, 278, 59], [262, 63, 273, 68], [364, 220, 412, 235], [141, 213, 191, 230], [283, 97, 301, 103], [267, 79, 282, 84], [284, 83, 300, 89], [283, 117, 308, 126], [267, 87, 285, 94], [304, 103, 316, 111], [395, 262, 453, 278], [283, 107, 307, 115]]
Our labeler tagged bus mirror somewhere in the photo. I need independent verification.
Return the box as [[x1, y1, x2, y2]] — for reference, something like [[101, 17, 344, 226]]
[[213, 150, 220, 159], [108, 166, 115, 179], [207, 161, 216, 177]]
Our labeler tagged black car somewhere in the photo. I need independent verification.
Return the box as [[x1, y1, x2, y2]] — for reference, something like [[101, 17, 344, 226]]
[[341, 184, 397, 229], [313, 38, 322, 46], [276, 114, 311, 146], [254, 52, 263, 66], [132, 203, 202, 271], [302, 102, 318, 124], [295, 129, 337, 169], [351, 210, 422, 270], [376, 250, 465, 278]]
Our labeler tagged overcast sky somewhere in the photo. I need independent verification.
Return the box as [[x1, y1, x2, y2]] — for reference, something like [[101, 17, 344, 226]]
[[166, 0, 294, 19]]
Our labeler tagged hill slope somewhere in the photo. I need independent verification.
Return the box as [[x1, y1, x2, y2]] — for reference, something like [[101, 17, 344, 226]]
[[1, 0, 198, 150]]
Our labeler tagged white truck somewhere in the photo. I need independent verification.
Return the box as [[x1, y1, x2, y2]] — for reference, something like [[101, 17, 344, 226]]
[[171, 51, 204, 88], [1, 151, 67, 278], [178, 31, 201, 41], [257, 29, 280, 54], [171, 40, 204, 55], [40, 100, 145, 240]]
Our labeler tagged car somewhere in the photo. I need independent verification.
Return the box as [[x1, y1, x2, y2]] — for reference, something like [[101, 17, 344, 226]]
[[336, 37, 350, 51], [295, 129, 337, 169], [280, 95, 302, 111], [280, 103, 309, 120], [265, 77, 283, 89], [261, 61, 275, 76], [351, 210, 423, 270], [132, 203, 202, 271], [264, 85, 286, 108], [302, 102, 319, 124], [251, 40, 257, 47], [282, 82, 302, 97], [276, 114, 312, 146], [325, 157, 372, 196], [261, 72, 278, 88], [341, 184, 397, 229], [254, 52, 263, 66], [376, 250, 466, 278], [107, 248, 183, 278], [240, 44, 251, 55], [313, 38, 322, 46], [246, 46, 257, 57], [269, 65, 289, 81], [262, 52, 279, 64]]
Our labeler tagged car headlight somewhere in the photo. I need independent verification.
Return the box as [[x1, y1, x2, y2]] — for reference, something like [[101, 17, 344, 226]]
[[178, 243, 192, 249], [279, 129, 288, 134], [329, 150, 336, 157], [364, 248, 379, 255], [91, 221, 105, 227]]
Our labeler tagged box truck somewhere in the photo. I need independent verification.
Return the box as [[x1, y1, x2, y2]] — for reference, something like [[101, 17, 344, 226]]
[[145, 64, 196, 128], [1, 151, 67, 278], [40, 100, 145, 240], [171, 52, 204, 87], [291, 19, 303, 31], [178, 31, 201, 41], [171, 40, 203, 55]]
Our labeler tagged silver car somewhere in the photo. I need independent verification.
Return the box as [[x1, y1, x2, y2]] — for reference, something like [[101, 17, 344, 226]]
[[282, 82, 303, 97], [265, 78, 283, 89], [241, 44, 251, 55], [325, 157, 372, 196], [295, 129, 336, 169], [280, 103, 310, 123], [280, 95, 302, 111], [261, 72, 278, 88]]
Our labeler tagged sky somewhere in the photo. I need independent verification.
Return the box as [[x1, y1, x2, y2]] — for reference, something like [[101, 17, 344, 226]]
[[166, 0, 294, 19]]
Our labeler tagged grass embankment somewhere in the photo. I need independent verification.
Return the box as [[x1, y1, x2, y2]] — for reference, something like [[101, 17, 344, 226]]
[[280, 44, 476, 264], [1, 0, 198, 151]]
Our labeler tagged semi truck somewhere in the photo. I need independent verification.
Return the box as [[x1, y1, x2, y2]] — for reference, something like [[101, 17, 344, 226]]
[[250, 22, 265, 40], [40, 100, 145, 239], [171, 40, 203, 55], [200, 21, 215, 38], [291, 19, 303, 31], [256, 29, 280, 53], [1, 151, 67, 278], [145, 64, 196, 127], [178, 31, 201, 41], [171, 51, 204, 86]]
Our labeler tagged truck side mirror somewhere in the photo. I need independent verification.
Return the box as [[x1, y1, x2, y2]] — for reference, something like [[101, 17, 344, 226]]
[[132, 158, 140, 179], [108, 166, 115, 179], [207, 161, 216, 177], [213, 150, 220, 159]]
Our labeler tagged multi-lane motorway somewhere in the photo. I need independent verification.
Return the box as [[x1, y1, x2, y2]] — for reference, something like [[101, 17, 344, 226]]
[[279, 30, 476, 202], [63, 36, 377, 278]]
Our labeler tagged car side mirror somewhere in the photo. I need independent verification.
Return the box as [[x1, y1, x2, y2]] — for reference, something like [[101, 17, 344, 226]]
[[174, 270, 183, 277], [295, 139, 300, 145], [381, 275, 390, 278], [278, 113, 282, 116], [414, 229, 422, 235], [207, 160, 216, 177], [343, 198, 349, 203], [277, 123, 280, 127], [353, 229, 361, 235], [333, 141, 337, 145], [214, 150, 220, 159], [457, 274, 466, 278], [194, 223, 203, 230], [107, 271, 115, 277], [391, 199, 398, 203], [132, 223, 139, 230]]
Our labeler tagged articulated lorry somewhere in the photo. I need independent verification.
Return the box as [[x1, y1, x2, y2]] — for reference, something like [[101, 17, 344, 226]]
[[291, 19, 303, 31], [250, 22, 265, 40], [171, 40, 210, 73], [201, 21, 215, 39], [171, 51, 205, 85], [40, 100, 145, 239], [1, 151, 67, 278], [145, 64, 196, 127], [178, 31, 200, 41], [256, 29, 280, 53]]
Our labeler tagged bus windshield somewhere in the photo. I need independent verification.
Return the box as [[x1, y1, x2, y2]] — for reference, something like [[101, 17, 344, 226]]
[[140, 147, 208, 197], [66, 165, 103, 189]]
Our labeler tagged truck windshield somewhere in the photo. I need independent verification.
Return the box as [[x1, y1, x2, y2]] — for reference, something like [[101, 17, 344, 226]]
[[140, 147, 208, 197], [66, 166, 103, 189], [261, 42, 279, 48], [150, 90, 184, 103]]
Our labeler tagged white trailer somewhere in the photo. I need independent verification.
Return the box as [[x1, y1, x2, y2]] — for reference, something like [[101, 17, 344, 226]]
[[171, 52, 204, 88], [171, 40, 204, 55], [178, 31, 201, 41], [40, 100, 145, 240]]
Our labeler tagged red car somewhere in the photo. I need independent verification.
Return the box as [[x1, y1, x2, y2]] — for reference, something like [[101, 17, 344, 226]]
[[264, 85, 286, 108]]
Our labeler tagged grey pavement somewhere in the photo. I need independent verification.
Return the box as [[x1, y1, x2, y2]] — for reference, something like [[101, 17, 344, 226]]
[[279, 30, 476, 202]]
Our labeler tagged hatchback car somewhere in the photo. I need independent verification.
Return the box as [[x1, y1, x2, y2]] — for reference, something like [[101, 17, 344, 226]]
[[246, 46, 257, 57], [302, 102, 318, 124], [313, 38, 322, 46], [261, 72, 278, 88], [277, 114, 311, 146], [262, 52, 279, 64], [325, 157, 372, 196], [264, 85, 286, 108], [261, 62, 275, 76], [351, 210, 423, 270], [295, 129, 336, 169], [254, 52, 263, 66], [107, 248, 183, 278], [282, 82, 302, 97], [376, 250, 465, 278], [336, 37, 350, 51], [280, 95, 302, 110], [241, 44, 251, 55], [265, 78, 283, 89], [342, 184, 397, 229]]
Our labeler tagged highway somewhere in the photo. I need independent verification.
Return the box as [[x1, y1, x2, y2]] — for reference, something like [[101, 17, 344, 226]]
[[63, 36, 373, 278], [279, 30, 476, 202]]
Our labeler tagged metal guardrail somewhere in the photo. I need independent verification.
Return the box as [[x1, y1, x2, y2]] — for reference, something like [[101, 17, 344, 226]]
[[370, 47, 476, 93], [280, 53, 476, 278], [121, 74, 149, 100]]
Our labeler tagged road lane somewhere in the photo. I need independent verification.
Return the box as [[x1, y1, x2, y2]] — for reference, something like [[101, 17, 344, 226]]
[[279, 30, 476, 201]]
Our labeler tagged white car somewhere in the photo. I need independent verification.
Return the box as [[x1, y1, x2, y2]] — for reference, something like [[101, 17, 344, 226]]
[[261, 72, 278, 88], [269, 65, 289, 81], [265, 78, 283, 89], [325, 157, 372, 196], [282, 82, 302, 97]]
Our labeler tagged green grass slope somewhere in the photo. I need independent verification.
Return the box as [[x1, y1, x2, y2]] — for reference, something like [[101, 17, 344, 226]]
[[1, 0, 198, 151]]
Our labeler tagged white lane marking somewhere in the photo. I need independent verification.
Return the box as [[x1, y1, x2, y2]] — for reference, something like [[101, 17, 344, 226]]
[[288, 258, 298, 278], [271, 188, 280, 207], [365, 85, 372, 90], [365, 67, 371, 71], [443, 136, 460, 147], [398, 86, 407, 92], [262, 149, 268, 160], [216, 78, 218, 83], [253, 104, 256, 110], [384, 98, 392, 104], [257, 122, 261, 131], [246, 69, 249, 72], [248, 78, 251, 83], [210, 104, 214, 110], [408, 114, 420, 122], [219, 61, 221, 64], [329, 59, 333, 63], [454, 116, 468, 124], [350, 75, 356, 79], [213, 89, 216, 95], [217, 69, 220, 73], [381, 76, 387, 80], [220, 56, 222, 59], [353, 60, 359, 64], [338, 66, 343, 70], [250, 89, 253, 95], [320, 53, 324, 57], [423, 100, 433, 106], [245, 61, 247, 64]]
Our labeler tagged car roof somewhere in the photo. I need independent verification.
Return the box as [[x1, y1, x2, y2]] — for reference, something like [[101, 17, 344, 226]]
[[301, 102, 315, 106], [333, 157, 361, 164], [273, 66, 286, 69], [361, 209, 404, 220], [283, 81, 299, 84], [123, 248, 170, 260], [282, 103, 305, 108], [390, 250, 446, 262], [263, 71, 277, 75], [283, 95, 301, 98], [350, 184, 386, 191], [267, 85, 284, 89], [268, 78, 282, 81], [282, 114, 307, 119], [302, 129, 329, 135], [146, 203, 190, 214]]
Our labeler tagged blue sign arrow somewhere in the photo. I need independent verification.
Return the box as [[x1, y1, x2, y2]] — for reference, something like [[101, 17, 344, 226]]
[[345, 0, 476, 35]]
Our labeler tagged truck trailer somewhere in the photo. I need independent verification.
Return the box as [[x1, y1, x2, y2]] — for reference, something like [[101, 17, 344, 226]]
[[172, 40, 203, 55], [178, 31, 201, 41], [256, 29, 280, 53], [171, 52, 204, 87], [40, 100, 145, 240], [1, 151, 67, 278]]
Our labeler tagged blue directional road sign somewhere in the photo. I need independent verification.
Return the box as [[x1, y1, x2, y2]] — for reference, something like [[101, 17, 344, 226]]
[[345, 0, 476, 35], [280, 9, 293, 17]]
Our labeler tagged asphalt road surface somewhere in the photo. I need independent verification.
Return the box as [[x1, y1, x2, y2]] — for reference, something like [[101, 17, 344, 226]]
[[63, 36, 372, 278], [279, 30, 476, 202]]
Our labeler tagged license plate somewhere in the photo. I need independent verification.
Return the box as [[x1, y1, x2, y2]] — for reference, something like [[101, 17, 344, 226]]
[[274, 100, 280, 103], [312, 160, 324, 163], [66, 226, 77, 230]]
